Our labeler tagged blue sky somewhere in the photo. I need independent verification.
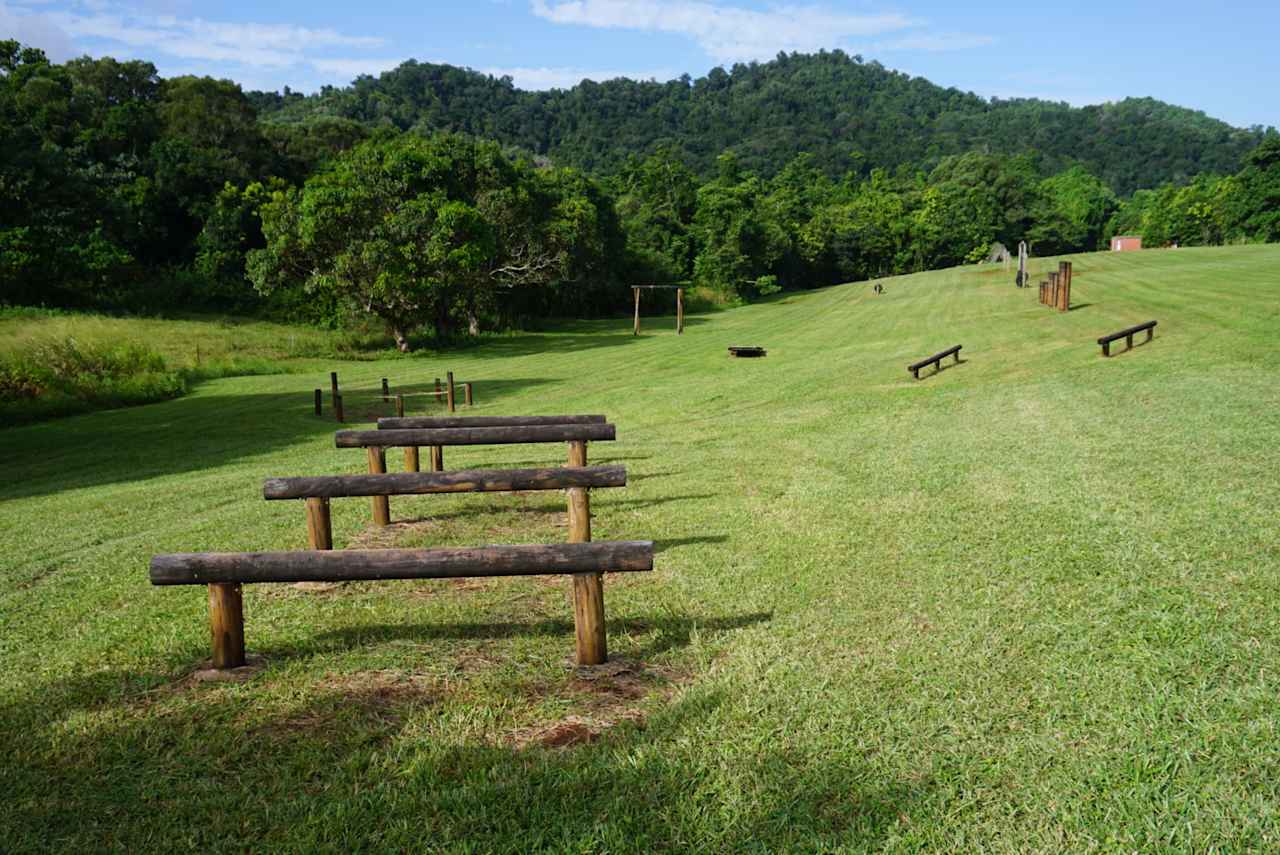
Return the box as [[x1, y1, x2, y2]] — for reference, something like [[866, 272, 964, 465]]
[[3, 0, 1276, 128]]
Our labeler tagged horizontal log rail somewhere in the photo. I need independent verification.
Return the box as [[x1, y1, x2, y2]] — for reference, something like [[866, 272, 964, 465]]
[[377, 414, 607, 430], [908, 345, 962, 380], [264, 464, 626, 500], [336, 423, 616, 449], [151, 541, 655, 586], [1097, 320, 1157, 357]]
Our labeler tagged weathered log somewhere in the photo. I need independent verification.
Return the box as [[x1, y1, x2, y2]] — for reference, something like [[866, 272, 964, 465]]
[[367, 447, 390, 526], [377, 414, 607, 430], [151, 541, 655, 585], [208, 583, 245, 668], [264, 465, 627, 500], [336, 423, 616, 448], [305, 497, 333, 549]]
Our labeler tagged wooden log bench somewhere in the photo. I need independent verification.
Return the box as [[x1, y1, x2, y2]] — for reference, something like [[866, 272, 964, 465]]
[[150, 541, 654, 669], [335, 423, 616, 526], [908, 345, 962, 379], [1097, 320, 1157, 357], [728, 346, 767, 358], [377, 415, 607, 471]]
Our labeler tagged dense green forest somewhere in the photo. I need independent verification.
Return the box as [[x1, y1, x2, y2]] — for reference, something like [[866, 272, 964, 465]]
[[254, 51, 1269, 196], [2, 40, 1278, 350]]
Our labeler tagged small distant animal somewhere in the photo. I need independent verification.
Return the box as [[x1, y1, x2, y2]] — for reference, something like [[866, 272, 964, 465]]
[[873, 283, 883, 294]]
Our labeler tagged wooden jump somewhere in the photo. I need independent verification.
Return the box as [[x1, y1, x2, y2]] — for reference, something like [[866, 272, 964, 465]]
[[1098, 320, 1156, 357], [908, 345, 962, 379], [377, 414, 607, 430], [336, 423, 616, 449], [633, 285, 685, 335], [150, 541, 655, 669], [264, 465, 626, 500], [728, 346, 767, 358]]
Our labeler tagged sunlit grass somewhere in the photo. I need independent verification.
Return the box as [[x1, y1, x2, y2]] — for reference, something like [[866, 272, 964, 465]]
[[2, 244, 1279, 852]]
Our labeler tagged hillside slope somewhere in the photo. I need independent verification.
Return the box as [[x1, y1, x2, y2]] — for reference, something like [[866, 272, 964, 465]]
[[254, 52, 1271, 193], [3, 245, 1280, 851]]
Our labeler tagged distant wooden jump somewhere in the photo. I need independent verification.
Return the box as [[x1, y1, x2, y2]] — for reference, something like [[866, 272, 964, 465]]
[[1097, 321, 1157, 357], [633, 285, 685, 335], [908, 345, 962, 379], [728, 346, 767, 358]]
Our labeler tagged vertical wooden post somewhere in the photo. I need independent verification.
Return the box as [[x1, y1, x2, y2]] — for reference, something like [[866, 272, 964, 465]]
[[334, 394, 344, 424], [677, 287, 684, 334], [305, 497, 333, 550], [464, 382, 473, 406], [633, 287, 641, 336], [446, 371, 456, 413], [314, 388, 322, 416], [395, 395, 405, 418], [1061, 262, 1072, 312], [208, 583, 246, 669], [430, 445, 443, 472], [367, 447, 391, 526], [434, 377, 442, 400], [381, 378, 390, 401], [565, 438, 605, 665], [330, 372, 339, 413]]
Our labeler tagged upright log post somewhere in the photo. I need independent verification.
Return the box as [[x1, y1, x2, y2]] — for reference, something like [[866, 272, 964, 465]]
[[1058, 261, 1072, 312], [334, 394, 345, 424], [395, 394, 420, 470], [434, 377, 442, 402], [366, 447, 391, 526], [446, 371, 456, 413], [633, 287, 641, 336], [305, 497, 333, 550], [381, 378, 390, 401], [430, 445, 443, 472], [330, 372, 339, 407], [677, 287, 684, 334], [208, 583, 246, 669], [566, 438, 606, 665], [464, 382, 473, 406], [314, 389, 322, 416], [395, 395, 405, 418]]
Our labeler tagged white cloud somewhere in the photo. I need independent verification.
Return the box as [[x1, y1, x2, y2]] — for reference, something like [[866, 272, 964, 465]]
[[0, 1, 77, 60], [531, 0, 917, 62], [484, 64, 679, 89]]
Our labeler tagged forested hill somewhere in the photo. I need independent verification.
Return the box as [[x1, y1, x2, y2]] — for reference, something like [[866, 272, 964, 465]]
[[252, 51, 1267, 195]]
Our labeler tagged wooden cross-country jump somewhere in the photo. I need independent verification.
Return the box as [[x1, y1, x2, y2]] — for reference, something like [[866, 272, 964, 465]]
[[632, 285, 685, 335]]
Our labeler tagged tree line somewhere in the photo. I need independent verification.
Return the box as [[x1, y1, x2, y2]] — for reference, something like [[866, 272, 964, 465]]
[[3, 41, 1278, 350]]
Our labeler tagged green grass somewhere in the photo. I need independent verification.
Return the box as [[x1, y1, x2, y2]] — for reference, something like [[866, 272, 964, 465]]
[[3, 245, 1280, 852]]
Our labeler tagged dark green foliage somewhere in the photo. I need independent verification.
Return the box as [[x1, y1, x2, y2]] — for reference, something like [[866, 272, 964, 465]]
[[257, 52, 1270, 195]]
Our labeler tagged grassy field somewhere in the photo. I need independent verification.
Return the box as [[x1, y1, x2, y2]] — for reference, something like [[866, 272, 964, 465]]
[[3, 245, 1279, 852]]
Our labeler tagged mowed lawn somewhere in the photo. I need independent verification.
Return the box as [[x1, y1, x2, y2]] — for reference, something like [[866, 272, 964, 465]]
[[2, 245, 1279, 852]]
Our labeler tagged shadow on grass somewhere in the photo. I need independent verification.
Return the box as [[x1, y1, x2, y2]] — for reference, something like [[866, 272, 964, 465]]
[[0, 660, 928, 852], [1067, 302, 1095, 312], [0, 378, 555, 502]]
